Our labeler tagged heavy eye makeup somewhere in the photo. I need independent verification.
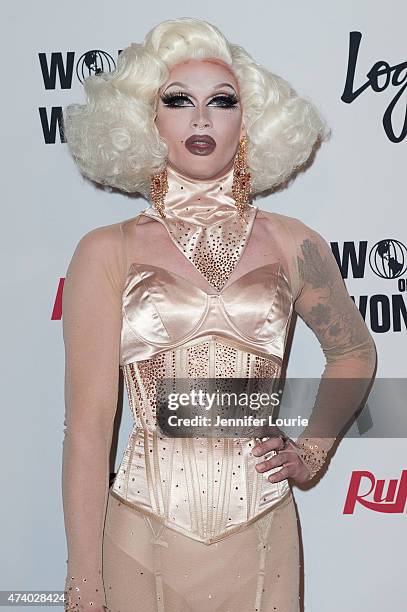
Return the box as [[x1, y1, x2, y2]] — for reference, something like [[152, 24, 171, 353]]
[[160, 91, 239, 109]]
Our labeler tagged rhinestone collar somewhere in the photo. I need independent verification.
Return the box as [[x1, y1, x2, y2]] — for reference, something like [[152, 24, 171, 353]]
[[142, 164, 258, 292]]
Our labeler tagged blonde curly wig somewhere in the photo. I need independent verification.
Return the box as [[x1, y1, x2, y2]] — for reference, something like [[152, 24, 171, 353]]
[[63, 17, 330, 198]]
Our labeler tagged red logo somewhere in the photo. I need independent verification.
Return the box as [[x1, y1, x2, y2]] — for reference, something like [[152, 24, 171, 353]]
[[51, 277, 64, 320], [343, 470, 407, 514]]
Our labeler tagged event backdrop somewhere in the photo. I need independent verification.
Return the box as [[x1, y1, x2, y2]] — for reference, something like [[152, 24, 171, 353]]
[[1, 1, 405, 610]]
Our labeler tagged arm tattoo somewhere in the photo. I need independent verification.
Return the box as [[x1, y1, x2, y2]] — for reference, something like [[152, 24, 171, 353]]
[[296, 238, 375, 362]]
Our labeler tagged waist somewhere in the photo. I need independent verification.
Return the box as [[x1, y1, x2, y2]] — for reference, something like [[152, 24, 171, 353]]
[[110, 428, 290, 544]]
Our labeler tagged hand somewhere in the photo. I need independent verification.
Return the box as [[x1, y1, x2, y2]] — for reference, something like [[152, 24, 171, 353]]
[[252, 435, 312, 484], [64, 586, 107, 612]]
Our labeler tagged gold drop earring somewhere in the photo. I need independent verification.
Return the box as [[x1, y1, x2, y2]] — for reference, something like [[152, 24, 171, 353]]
[[150, 168, 168, 219], [232, 135, 251, 220]]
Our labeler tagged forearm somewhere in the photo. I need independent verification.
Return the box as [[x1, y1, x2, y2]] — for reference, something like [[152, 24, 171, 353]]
[[298, 333, 376, 437], [62, 428, 111, 610], [294, 334, 377, 478]]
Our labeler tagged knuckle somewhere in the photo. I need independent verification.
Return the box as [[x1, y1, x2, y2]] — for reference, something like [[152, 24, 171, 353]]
[[257, 458, 273, 471]]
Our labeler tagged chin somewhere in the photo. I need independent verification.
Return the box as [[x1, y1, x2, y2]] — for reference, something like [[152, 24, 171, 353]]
[[173, 158, 233, 181]]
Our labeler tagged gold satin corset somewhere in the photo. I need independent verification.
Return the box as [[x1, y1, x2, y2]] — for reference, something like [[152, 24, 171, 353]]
[[110, 165, 300, 543]]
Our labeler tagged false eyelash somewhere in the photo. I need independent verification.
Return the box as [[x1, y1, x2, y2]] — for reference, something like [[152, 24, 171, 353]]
[[160, 91, 239, 108], [213, 94, 239, 107], [160, 91, 190, 105]]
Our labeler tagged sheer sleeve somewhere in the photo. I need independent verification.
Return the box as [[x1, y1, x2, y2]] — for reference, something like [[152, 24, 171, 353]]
[[61, 223, 127, 611], [280, 216, 377, 480]]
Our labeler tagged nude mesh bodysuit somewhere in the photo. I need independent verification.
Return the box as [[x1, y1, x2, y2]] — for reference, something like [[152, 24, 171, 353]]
[[61, 165, 377, 612]]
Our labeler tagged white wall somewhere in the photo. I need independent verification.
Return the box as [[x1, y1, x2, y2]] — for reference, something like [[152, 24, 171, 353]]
[[1, 1, 405, 610]]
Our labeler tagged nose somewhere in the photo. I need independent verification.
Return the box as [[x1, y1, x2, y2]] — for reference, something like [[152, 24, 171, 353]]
[[190, 106, 212, 130]]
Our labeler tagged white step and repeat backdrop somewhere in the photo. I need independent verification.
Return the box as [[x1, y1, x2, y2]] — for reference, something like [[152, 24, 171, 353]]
[[2, 1, 405, 610]]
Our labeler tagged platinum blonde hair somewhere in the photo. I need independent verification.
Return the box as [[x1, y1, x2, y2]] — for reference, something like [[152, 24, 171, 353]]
[[63, 17, 330, 198]]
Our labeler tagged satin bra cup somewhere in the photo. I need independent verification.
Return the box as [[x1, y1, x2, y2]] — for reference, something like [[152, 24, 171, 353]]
[[218, 262, 293, 342], [121, 261, 293, 362], [122, 264, 209, 346]]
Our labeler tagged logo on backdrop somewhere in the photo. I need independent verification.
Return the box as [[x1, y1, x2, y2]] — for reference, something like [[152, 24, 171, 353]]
[[38, 49, 121, 144], [76, 50, 116, 82], [343, 470, 407, 514], [331, 238, 407, 333], [341, 31, 407, 143], [369, 240, 407, 279]]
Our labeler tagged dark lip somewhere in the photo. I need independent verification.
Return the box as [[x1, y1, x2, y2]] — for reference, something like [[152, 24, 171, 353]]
[[185, 134, 216, 148]]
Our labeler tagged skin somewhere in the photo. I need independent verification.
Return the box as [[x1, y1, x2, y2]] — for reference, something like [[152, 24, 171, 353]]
[[155, 58, 246, 180], [155, 58, 311, 485], [253, 235, 375, 484], [252, 435, 311, 485]]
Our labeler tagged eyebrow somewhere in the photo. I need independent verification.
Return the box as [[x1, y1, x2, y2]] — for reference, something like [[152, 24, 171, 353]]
[[163, 81, 237, 92]]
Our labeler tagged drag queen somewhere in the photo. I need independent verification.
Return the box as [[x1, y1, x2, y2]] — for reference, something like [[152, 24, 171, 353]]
[[61, 18, 377, 612]]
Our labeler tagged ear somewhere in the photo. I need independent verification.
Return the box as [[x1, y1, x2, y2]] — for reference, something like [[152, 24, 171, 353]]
[[240, 122, 247, 138]]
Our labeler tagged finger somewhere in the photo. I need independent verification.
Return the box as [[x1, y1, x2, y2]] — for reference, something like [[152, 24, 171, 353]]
[[255, 451, 291, 472], [252, 437, 283, 457], [267, 464, 292, 482]]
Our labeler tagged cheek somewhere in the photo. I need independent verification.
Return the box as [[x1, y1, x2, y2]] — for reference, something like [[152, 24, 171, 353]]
[[213, 109, 242, 132], [215, 114, 242, 148], [156, 111, 186, 143]]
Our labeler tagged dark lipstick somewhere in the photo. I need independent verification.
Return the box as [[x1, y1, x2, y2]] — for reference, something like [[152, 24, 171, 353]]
[[184, 134, 216, 156]]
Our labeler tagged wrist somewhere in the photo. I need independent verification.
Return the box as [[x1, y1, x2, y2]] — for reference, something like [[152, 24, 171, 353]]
[[293, 436, 335, 480]]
